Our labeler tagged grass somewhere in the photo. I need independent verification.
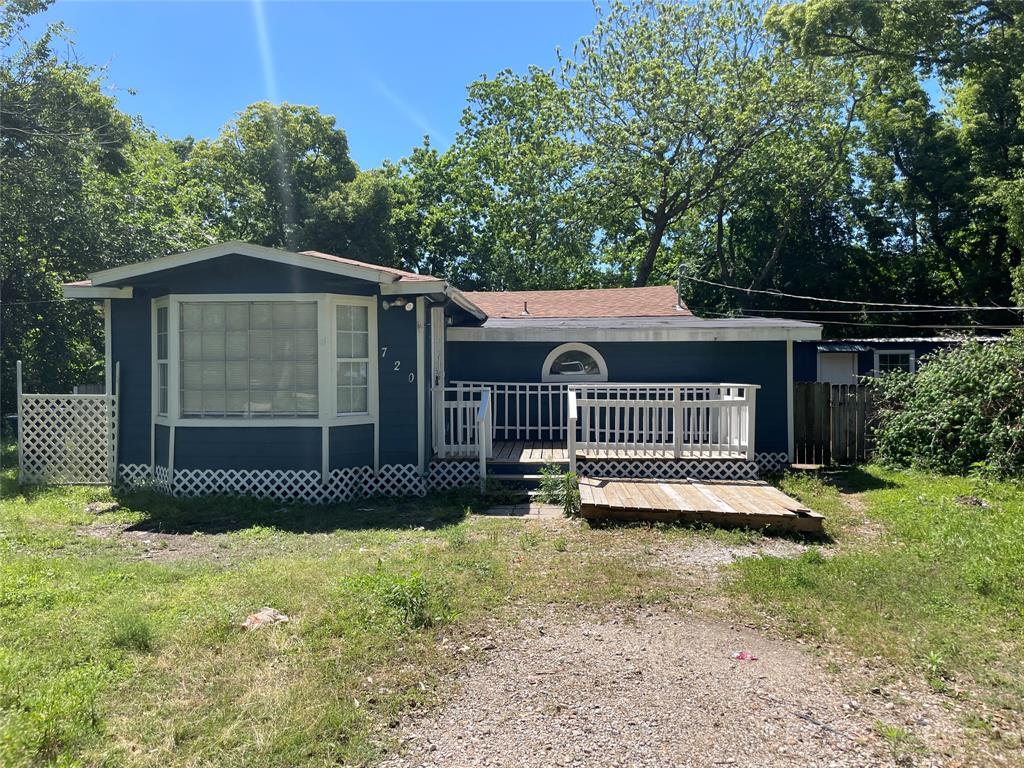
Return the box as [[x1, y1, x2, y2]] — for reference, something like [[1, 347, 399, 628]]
[[730, 465, 1024, 718], [5, 451, 1024, 764], [0, 461, 718, 767]]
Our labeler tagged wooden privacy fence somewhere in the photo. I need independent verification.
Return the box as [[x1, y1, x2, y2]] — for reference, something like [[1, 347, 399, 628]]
[[793, 383, 875, 465]]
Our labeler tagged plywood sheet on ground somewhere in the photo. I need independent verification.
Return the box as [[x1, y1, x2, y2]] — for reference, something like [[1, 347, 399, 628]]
[[579, 477, 823, 534]]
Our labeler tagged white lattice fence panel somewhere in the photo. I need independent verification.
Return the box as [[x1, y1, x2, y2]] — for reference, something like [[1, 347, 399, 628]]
[[578, 458, 759, 481], [428, 460, 479, 491], [756, 452, 790, 474], [19, 395, 115, 484], [117, 464, 152, 488], [365, 464, 426, 497]]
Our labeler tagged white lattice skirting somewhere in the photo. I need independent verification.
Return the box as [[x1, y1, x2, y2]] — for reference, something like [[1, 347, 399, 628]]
[[577, 452, 790, 481], [117, 460, 480, 504]]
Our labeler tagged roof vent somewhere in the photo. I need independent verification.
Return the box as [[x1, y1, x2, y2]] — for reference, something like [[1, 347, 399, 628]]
[[521, 301, 530, 316]]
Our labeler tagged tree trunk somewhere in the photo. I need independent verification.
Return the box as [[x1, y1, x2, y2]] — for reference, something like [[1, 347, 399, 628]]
[[635, 216, 667, 287]]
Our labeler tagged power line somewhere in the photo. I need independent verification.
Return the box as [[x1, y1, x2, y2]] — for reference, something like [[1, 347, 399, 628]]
[[698, 310, 1018, 330], [690, 306, 1022, 315], [682, 274, 1024, 311]]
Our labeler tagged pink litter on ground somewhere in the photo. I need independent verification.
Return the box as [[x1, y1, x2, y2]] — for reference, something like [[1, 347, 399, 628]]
[[731, 651, 759, 661]]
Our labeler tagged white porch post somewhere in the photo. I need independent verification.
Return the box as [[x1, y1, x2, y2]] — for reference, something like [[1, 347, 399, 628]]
[[103, 299, 112, 396], [16, 360, 23, 485], [746, 387, 757, 462]]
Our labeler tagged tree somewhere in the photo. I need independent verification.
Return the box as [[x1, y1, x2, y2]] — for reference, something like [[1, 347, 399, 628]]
[[1, 0, 211, 411], [565, 0, 845, 285], [769, 0, 1024, 312], [187, 102, 357, 250]]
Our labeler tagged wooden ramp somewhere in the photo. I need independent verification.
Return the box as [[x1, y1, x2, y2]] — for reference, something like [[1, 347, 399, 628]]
[[578, 477, 824, 534]]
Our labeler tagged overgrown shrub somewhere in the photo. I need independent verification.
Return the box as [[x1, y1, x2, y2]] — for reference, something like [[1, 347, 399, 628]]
[[537, 463, 581, 516], [872, 337, 1024, 477]]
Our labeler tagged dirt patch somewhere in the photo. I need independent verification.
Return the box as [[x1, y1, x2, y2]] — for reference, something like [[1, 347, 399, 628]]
[[648, 537, 809, 576], [76, 522, 231, 561], [382, 608, 964, 768]]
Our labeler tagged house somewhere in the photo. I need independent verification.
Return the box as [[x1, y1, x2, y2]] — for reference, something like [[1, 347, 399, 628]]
[[794, 337, 1000, 385], [26, 242, 821, 501]]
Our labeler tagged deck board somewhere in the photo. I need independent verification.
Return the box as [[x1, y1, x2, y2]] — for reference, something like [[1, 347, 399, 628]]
[[578, 476, 822, 534]]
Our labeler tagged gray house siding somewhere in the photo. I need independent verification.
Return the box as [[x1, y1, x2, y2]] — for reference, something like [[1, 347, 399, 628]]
[[446, 340, 789, 454], [111, 297, 152, 466]]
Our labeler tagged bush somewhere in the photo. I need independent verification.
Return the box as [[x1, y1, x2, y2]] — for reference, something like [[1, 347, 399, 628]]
[[872, 336, 1024, 477], [536, 463, 581, 516]]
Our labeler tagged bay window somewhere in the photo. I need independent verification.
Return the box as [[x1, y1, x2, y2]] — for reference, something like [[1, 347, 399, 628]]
[[153, 294, 377, 424]]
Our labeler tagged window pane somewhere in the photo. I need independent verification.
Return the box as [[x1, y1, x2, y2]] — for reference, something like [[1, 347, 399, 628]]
[[181, 304, 202, 331], [182, 331, 202, 361], [156, 306, 168, 335], [549, 350, 600, 376], [226, 303, 249, 331], [350, 387, 368, 413], [179, 301, 318, 418], [352, 332, 368, 358], [295, 303, 317, 329], [157, 333, 168, 361], [226, 331, 249, 360], [202, 303, 226, 330], [337, 332, 354, 359]]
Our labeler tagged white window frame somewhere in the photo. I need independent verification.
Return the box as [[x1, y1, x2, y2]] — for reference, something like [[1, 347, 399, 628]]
[[151, 293, 378, 428], [541, 342, 608, 383], [152, 298, 169, 418], [873, 349, 916, 376]]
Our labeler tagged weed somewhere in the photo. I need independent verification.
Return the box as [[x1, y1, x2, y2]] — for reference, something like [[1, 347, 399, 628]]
[[874, 721, 922, 763], [444, 525, 470, 551], [106, 608, 154, 652], [518, 530, 540, 549], [350, 565, 455, 629], [552, 535, 568, 552], [536, 464, 581, 516]]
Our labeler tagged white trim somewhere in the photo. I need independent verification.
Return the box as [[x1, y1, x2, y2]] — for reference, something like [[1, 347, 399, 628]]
[[447, 325, 822, 343], [103, 299, 112, 395], [416, 297, 426, 472], [148, 292, 380, 429], [321, 426, 329, 484], [786, 338, 794, 463], [873, 348, 916, 375], [430, 305, 446, 454], [62, 284, 133, 299], [88, 241, 406, 287], [381, 282, 486, 322], [541, 342, 609, 383]]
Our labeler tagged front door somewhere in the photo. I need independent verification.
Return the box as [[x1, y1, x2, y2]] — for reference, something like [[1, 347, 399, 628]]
[[818, 352, 858, 385]]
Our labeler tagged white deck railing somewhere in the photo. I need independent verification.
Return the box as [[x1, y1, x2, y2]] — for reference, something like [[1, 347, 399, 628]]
[[436, 386, 492, 490], [449, 381, 569, 441], [567, 384, 758, 471], [444, 381, 758, 470]]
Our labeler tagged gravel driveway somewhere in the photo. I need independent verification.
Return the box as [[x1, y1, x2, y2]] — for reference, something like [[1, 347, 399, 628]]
[[382, 609, 958, 768]]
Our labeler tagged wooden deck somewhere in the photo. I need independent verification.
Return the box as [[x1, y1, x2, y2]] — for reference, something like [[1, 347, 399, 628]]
[[485, 440, 748, 464], [578, 477, 824, 534]]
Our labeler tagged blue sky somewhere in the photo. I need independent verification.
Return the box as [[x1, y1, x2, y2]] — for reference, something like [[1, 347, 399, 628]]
[[34, 1, 597, 168]]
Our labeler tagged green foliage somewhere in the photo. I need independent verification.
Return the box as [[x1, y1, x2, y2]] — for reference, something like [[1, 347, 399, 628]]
[[731, 466, 1024, 702], [536, 463, 581, 516], [105, 608, 155, 652], [872, 337, 1024, 477], [348, 565, 455, 630]]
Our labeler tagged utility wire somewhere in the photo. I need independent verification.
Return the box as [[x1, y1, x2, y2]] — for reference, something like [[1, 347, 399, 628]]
[[697, 310, 1017, 330], [682, 274, 1024, 312], [690, 306, 1023, 315]]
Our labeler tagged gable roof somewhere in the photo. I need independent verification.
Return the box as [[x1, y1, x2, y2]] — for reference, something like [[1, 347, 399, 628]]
[[297, 250, 437, 283], [461, 285, 689, 319], [84, 241, 439, 288]]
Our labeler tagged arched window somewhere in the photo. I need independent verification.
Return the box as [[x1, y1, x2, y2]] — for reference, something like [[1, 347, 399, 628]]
[[541, 343, 608, 382]]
